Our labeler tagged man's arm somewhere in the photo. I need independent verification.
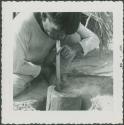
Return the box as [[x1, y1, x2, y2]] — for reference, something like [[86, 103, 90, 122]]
[[77, 23, 100, 56]]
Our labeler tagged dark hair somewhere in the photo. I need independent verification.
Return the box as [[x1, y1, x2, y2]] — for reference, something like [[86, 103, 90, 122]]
[[42, 12, 81, 35]]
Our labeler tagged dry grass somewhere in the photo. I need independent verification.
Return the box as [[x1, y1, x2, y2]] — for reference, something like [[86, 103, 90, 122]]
[[82, 12, 113, 51]]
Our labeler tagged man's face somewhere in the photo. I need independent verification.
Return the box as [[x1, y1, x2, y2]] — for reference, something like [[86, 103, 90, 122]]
[[41, 13, 66, 40]]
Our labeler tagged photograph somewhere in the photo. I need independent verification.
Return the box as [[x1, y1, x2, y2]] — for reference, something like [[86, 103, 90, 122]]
[[12, 12, 113, 111], [1, 1, 123, 124]]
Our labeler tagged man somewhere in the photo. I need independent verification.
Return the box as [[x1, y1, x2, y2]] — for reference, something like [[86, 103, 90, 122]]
[[12, 12, 99, 97]]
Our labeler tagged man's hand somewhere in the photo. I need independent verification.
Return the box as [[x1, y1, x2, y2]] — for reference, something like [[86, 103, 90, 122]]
[[61, 45, 74, 60]]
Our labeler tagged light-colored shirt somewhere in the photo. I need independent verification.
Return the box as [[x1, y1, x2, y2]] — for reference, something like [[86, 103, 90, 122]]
[[13, 13, 56, 82]]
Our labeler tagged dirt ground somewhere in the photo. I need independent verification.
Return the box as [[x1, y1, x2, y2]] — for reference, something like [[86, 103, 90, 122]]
[[14, 49, 113, 111]]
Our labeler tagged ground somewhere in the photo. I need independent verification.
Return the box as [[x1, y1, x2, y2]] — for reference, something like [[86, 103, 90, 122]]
[[13, 49, 113, 111]]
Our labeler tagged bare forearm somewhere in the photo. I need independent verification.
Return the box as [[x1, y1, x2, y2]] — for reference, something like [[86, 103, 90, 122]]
[[77, 23, 100, 55], [79, 34, 100, 55]]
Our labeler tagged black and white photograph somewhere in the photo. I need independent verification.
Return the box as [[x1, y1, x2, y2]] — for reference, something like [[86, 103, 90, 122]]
[[1, 1, 123, 124]]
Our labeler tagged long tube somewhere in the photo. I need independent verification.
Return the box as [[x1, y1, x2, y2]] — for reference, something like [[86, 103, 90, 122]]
[[56, 40, 61, 91]]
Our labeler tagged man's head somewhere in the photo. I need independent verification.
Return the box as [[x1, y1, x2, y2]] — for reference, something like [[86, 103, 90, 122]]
[[41, 12, 81, 40]]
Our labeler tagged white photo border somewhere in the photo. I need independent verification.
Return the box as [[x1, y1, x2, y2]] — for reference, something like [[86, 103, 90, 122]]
[[1, 1, 123, 124]]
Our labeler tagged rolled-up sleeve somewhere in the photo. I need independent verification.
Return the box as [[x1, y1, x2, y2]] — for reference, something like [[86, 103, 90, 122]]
[[77, 23, 100, 56], [20, 61, 41, 78]]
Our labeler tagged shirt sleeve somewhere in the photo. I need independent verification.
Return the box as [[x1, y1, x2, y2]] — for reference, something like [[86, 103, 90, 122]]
[[13, 19, 41, 79], [77, 23, 100, 56]]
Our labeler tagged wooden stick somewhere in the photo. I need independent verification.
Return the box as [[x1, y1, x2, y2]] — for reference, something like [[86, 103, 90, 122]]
[[56, 40, 61, 91]]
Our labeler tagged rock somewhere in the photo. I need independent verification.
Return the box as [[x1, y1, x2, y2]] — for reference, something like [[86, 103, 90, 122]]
[[89, 95, 113, 110], [46, 85, 82, 110]]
